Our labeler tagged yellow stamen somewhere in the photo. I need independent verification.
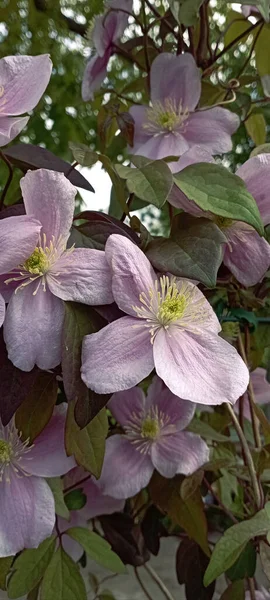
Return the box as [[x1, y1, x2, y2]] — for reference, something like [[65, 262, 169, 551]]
[[144, 98, 189, 133], [214, 216, 234, 229], [141, 417, 160, 439], [0, 439, 12, 463], [23, 247, 49, 275]]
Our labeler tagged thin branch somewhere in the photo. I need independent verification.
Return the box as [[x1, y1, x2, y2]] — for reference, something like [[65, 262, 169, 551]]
[[247, 578, 256, 600], [144, 564, 175, 600], [238, 333, 261, 449], [142, 0, 151, 93], [235, 22, 264, 80], [209, 18, 263, 66], [63, 474, 91, 494], [203, 477, 238, 524], [227, 404, 261, 510], [0, 150, 13, 211], [144, 0, 178, 40], [120, 192, 134, 222], [197, 2, 210, 65], [134, 567, 154, 600], [65, 161, 78, 178]]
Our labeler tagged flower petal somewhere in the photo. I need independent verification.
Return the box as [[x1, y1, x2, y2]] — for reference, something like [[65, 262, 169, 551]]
[[184, 107, 240, 154], [150, 53, 201, 110], [4, 284, 64, 371], [98, 435, 154, 499], [224, 225, 270, 287], [58, 511, 86, 562], [82, 478, 125, 518], [81, 316, 154, 393], [0, 54, 52, 116], [129, 105, 150, 145], [0, 472, 55, 557], [0, 115, 29, 146], [21, 406, 75, 477], [147, 375, 195, 430], [132, 132, 189, 164], [109, 386, 146, 427], [47, 248, 113, 305], [151, 431, 209, 477], [20, 169, 77, 245], [82, 52, 111, 101], [0, 215, 41, 274], [0, 294, 5, 327], [236, 154, 270, 225], [0, 274, 18, 302], [153, 328, 249, 405], [105, 234, 156, 316], [251, 368, 270, 404]]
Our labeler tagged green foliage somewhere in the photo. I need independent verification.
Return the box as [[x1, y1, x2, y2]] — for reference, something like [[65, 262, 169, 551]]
[[66, 528, 126, 573], [40, 548, 87, 600], [65, 403, 108, 478], [116, 156, 174, 208], [64, 489, 87, 511], [0, 557, 13, 591], [47, 478, 70, 520], [8, 537, 56, 598]]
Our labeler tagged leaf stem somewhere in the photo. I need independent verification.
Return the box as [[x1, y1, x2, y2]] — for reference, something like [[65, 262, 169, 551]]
[[144, 563, 176, 600], [0, 150, 13, 210], [63, 474, 91, 494], [134, 567, 154, 600], [238, 332, 261, 449], [203, 477, 238, 524]]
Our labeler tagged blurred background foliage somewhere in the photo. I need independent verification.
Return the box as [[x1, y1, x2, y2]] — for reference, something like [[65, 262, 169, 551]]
[[0, 0, 269, 231]]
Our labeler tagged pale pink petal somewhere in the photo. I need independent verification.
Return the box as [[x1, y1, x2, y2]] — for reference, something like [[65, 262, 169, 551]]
[[0, 55, 52, 116], [129, 105, 150, 142], [106, 0, 133, 40], [82, 51, 111, 102], [98, 435, 154, 499], [105, 234, 156, 316], [0, 215, 41, 274], [147, 375, 195, 430], [58, 511, 86, 562], [0, 274, 18, 302], [184, 107, 240, 154], [177, 279, 221, 334], [153, 328, 249, 405], [0, 294, 5, 327], [20, 169, 77, 245], [0, 115, 29, 146], [109, 386, 146, 427], [151, 431, 209, 477], [0, 472, 55, 557], [167, 144, 214, 177], [224, 225, 270, 287], [81, 316, 154, 393], [132, 132, 189, 163], [4, 284, 64, 371], [21, 406, 75, 477], [81, 478, 125, 518], [47, 248, 113, 305], [93, 14, 115, 57], [251, 368, 270, 404], [236, 155, 270, 225], [150, 53, 201, 110]]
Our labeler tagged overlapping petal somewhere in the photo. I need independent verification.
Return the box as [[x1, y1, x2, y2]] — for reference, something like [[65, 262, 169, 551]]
[[81, 316, 154, 393], [150, 53, 201, 110], [0, 294, 5, 327], [47, 248, 113, 305], [4, 284, 64, 371], [224, 224, 270, 287], [0, 55, 52, 116], [147, 376, 195, 430], [20, 169, 77, 245], [0, 215, 41, 274], [0, 115, 29, 146], [151, 431, 209, 478], [184, 107, 240, 154], [236, 154, 270, 225], [109, 386, 146, 427], [82, 51, 111, 102]]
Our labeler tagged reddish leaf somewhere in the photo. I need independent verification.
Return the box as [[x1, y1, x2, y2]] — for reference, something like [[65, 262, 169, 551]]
[[100, 514, 150, 567], [176, 539, 215, 600]]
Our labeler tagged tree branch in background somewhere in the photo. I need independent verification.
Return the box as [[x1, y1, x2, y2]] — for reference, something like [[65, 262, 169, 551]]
[[33, 0, 88, 37]]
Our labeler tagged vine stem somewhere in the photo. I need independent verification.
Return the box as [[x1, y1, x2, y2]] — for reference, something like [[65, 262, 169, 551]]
[[227, 404, 261, 510], [247, 577, 256, 600], [238, 333, 261, 449], [63, 474, 91, 494], [203, 477, 238, 524], [209, 18, 263, 66], [0, 150, 13, 210], [144, 563, 176, 600], [134, 567, 154, 600]]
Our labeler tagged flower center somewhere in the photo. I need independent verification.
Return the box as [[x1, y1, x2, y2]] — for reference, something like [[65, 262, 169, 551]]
[[157, 290, 187, 325], [141, 417, 160, 439], [23, 246, 49, 275], [214, 216, 234, 229], [0, 439, 12, 464], [144, 99, 189, 133]]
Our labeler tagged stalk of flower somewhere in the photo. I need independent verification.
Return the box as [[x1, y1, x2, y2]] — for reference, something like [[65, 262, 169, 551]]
[[81, 0, 133, 101], [0, 168, 113, 372], [0, 406, 75, 557], [129, 52, 239, 173], [96, 376, 209, 499], [168, 151, 270, 287], [81, 234, 249, 404], [0, 54, 52, 146]]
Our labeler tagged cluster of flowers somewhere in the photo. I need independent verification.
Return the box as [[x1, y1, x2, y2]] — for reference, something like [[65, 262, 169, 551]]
[[0, 2, 270, 596]]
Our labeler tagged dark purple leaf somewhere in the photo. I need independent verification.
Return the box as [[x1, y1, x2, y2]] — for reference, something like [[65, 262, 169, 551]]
[[141, 505, 167, 556], [70, 210, 140, 250], [4, 144, 94, 192], [116, 112, 135, 147], [0, 204, 25, 219], [100, 514, 150, 567], [176, 539, 215, 600]]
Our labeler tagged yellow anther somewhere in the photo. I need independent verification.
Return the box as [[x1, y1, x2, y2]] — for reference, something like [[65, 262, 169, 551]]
[[141, 417, 160, 439], [23, 247, 49, 275], [0, 439, 12, 463]]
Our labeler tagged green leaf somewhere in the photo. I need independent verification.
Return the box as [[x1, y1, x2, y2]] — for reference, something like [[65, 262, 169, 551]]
[[245, 112, 266, 146], [251, 142, 270, 156], [40, 548, 87, 600], [174, 163, 264, 235], [65, 489, 87, 511], [66, 528, 126, 573], [187, 418, 231, 443], [15, 371, 58, 442], [116, 157, 173, 208], [62, 302, 110, 428], [260, 541, 270, 581], [255, 23, 270, 77], [224, 10, 253, 46], [0, 557, 13, 590], [65, 403, 108, 478], [226, 542, 256, 580], [146, 214, 225, 287], [47, 478, 70, 520], [168, 0, 204, 26], [220, 580, 245, 600], [8, 537, 56, 599], [204, 506, 270, 586]]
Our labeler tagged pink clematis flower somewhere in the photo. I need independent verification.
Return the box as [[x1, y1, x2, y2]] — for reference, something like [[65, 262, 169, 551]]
[[0, 214, 42, 328], [1, 168, 113, 372], [245, 588, 270, 600], [82, 0, 133, 101], [0, 54, 52, 146], [129, 53, 239, 172], [235, 367, 270, 420], [169, 151, 270, 287], [58, 467, 125, 561], [0, 406, 75, 557], [96, 376, 209, 499], [81, 234, 249, 405]]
